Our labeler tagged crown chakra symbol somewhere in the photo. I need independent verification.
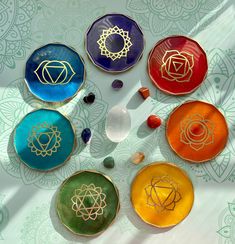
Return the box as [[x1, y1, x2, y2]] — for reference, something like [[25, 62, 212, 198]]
[[97, 26, 132, 61], [145, 176, 182, 212], [34, 60, 76, 85], [71, 184, 107, 221], [27, 122, 61, 157]]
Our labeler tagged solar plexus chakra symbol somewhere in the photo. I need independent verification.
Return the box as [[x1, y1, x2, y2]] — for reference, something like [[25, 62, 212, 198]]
[[71, 184, 107, 221], [97, 26, 132, 61], [161, 50, 194, 82], [34, 60, 76, 85], [57, 171, 120, 236], [145, 176, 181, 212], [131, 163, 194, 228], [28, 122, 61, 157], [166, 101, 228, 163], [180, 114, 214, 151]]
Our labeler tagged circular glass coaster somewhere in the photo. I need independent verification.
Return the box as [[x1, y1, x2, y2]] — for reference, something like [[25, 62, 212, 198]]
[[14, 109, 75, 171], [166, 100, 228, 163], [25, 43, 85, 103], [86, 13, 144, 73], [131, 162, 194, 228], [56, 171, 120, 236], [148, 36, 208, 95]]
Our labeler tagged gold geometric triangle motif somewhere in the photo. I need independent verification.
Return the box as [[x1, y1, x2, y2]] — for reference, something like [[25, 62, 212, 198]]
[[172, 61, 183, 72], [45, 66, 65, 84]]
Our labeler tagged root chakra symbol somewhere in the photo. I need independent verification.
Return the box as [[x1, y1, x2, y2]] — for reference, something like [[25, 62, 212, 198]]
[[28, 122, 61, 157], [161, 50, 194, 82], [97, 26, 132, 61], [71, 184, 107, 221], [145, 176, 181, 212], [180, 114, 214, 151], [34, 60, 76, 85]]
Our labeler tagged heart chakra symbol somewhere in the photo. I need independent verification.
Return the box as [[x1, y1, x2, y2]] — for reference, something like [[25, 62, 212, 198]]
[[34, 60, 76, 85], [145, 176, 181, 212], [28, 122, 61, 157], [71, 184, 107, 221], [97, 26, 132, 61]]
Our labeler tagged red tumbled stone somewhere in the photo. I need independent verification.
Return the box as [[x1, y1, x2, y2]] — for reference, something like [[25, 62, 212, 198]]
[[138, 87, 150, 99], [147, 115, 161, 129]]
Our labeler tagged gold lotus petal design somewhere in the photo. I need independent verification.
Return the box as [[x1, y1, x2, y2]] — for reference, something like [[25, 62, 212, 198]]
[[97, 26, 132, 61], [71, 183, 107, 221], [27, 122, 61, 157]]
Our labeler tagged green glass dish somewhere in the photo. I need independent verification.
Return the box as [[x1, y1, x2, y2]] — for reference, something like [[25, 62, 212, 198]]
[[56, 170, 120, 236]]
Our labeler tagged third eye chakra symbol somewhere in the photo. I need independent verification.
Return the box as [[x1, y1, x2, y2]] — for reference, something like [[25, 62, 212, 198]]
[[71, 184, 107, 221], [97, 26, 132, 61], [28, 122, 61, 157], [161, 50, 194, 83], [145, 176, 181, 212], [34, 60, 76, 85]]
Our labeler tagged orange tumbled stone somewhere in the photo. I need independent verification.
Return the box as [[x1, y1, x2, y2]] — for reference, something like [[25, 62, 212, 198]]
[[147, 115, 161, 129], [131, 152, 145, 164], [138, 87, 150, 99]]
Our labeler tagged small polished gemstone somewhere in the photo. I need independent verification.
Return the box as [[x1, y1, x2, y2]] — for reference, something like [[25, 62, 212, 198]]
[[103, 156, 115, 168], [83, 92, 95, 104], [81, 128, 92, 144], [105, 106, 131, 143], [112, 79, 123, 89], [147, 115, 161, 129], [138, 87, 150, 99], [131, 152, 145, 164]]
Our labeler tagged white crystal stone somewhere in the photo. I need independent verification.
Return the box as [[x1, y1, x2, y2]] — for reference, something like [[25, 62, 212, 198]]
[[105, 106, 131, 143]]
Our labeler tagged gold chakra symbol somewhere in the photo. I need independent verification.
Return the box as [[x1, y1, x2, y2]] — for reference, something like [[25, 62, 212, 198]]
[[161, 50, 194, 82], [180, 114, 214, 151], [34, 60, 76, 85], [28, 122, 61, 157], [71, 184, 107, 221], [97, 26, 132, 61], [145, 176, 181, 212]]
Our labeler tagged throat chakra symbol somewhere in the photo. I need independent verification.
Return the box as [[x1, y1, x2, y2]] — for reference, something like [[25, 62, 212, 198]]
[[161, 50, 194, 82], [97, 26, 132, 61], [71, 184, 107, 221], [28, 122, 61, 157], [180, 114, 214, 151], [34, 60, 76, 85], [145, 176, 181, 212]]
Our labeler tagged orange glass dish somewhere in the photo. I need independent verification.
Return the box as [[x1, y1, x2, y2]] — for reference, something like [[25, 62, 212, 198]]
[[166, 101, 228, 163], [131, 162, 194, 228]]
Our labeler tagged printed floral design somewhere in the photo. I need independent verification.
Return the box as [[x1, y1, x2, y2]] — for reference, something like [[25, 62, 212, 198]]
[[0, 195, 9, 240], [0, 0, 41, 72], [0, 78, 108, 189], [71, 184, 107, 221], [161, 50, 194, 82], [180, 114, 214, 151], [152, 48, 235, 183], [127, 0, 225, 36], [217, 201, 235, 243]]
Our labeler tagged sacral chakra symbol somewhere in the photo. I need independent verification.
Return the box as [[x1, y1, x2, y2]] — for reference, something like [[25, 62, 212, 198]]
[[71, 184, 107, 221], [97, 26, 132, 61], [161, 50, 194, 82], [27, 122, 61, 157], [34, 60, 76, 85], [145, 176, 181, 212]]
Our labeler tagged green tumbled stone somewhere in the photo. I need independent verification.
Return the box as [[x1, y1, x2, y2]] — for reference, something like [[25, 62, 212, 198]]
[[103, 156, 115, 169]]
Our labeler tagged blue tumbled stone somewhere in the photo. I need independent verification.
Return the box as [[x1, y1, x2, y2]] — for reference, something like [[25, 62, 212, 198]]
[[81, 128, 92, 144]]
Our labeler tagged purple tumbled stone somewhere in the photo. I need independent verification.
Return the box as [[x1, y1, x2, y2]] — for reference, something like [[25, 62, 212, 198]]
[[112, 79, 123, 90]]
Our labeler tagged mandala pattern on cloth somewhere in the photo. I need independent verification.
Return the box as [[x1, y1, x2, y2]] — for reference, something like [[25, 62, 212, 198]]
[[0, 0, 40, 72], [217, 200, 235, 244], [151, 49, 235, 183], [0, 195, 9, 240], [0, 79, 108, 189], [126, 0, 225, 36]]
